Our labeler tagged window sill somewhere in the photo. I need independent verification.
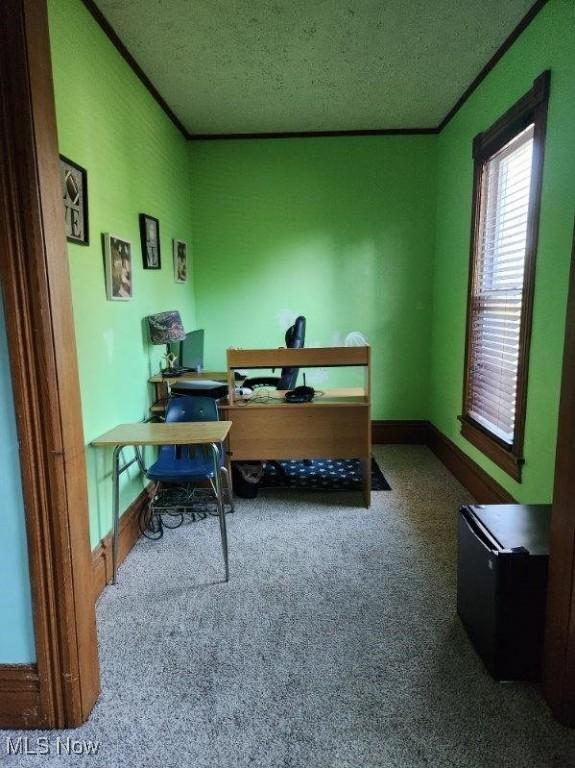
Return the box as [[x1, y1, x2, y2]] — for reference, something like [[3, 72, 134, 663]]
[[458, 415, 523, 482]]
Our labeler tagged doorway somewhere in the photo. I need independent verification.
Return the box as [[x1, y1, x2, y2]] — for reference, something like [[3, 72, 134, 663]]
[[0, 0, 99, 728]]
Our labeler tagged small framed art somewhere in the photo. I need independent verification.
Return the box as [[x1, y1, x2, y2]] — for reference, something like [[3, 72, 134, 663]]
[[173, 239, 188, 283], [104, 234, 133, 301], [60, 155, 89, 245], [139, 213, 161, 269]]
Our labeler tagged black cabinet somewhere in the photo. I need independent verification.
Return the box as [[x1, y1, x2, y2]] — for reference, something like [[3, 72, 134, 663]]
[[457, 504, 550, 681]]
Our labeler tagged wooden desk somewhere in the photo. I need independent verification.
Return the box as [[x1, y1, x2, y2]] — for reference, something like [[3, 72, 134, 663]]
[[222, 347, 372, 507], [92, 421, 232, 584]]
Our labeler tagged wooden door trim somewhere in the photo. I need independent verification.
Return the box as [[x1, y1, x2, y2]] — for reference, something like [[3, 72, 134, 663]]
[[543, 219, 575, 725], [0, 0, 99, 727]]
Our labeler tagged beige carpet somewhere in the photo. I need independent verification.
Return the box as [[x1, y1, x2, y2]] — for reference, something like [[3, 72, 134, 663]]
[[2, 446, 574, 767]]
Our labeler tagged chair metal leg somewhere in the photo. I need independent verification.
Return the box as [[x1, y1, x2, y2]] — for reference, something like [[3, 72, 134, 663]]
[[220, 465, 235, 513], [211, 443, 229, 581]]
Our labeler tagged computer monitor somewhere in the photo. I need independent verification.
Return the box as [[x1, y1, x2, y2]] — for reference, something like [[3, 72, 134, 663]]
[[169, 329, 204, 372], [180, 329, 204, 371]]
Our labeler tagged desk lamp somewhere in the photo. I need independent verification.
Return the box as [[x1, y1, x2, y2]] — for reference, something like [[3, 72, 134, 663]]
[[147, 310, 186, 377]]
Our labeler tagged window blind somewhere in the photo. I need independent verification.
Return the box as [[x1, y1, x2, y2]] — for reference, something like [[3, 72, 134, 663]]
[[466, 124, 535, 445]]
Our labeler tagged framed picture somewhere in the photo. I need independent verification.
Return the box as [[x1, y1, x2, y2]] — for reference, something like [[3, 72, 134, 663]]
[[60, 155, 89, 245], [173, 239, 188, 283], [139, 213, 161, 269], [103, 234, 133, 301]]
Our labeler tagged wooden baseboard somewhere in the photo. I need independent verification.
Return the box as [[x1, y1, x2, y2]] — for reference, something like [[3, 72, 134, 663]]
[[427, 424, 515, 503], [371, 420, 430, 444], [92, 487, 151, 600], [371, 419, 514, 503], [0, 664, 41, 729]]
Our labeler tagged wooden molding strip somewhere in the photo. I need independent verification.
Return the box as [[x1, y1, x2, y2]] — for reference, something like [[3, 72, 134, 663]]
[[372, 420, 515, 503], [427, 424, 515, 503], [189, 127, 439, 141], [371, 419, 430, 444], [543, 218, 575, 725], [0, 664, 41, 729], [80, 0, 190, 140], [92, 487, 151, 600], [80, 0, 548, 142], [437, 0, 549, 131]]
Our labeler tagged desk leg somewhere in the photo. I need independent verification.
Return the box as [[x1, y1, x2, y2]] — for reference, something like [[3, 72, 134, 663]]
[[211, 443, 229, 582], [111, 445, 122, 585], [361, 457, 371, 509]]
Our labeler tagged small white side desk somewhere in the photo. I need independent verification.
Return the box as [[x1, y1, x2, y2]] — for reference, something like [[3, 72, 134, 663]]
[[92, 421, 232, 585]]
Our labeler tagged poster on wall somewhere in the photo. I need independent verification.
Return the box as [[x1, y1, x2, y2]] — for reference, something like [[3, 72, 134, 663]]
[[139, 213, 161, 269], [104, 234, 133, 301], [173, 239, 188, 283], [60, 155, 89, 245]]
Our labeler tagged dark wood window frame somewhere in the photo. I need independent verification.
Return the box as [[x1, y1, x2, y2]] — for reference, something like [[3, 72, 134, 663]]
[[459, 70, 550, 482]]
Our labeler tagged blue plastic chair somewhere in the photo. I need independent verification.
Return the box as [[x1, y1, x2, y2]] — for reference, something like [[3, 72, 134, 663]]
[[146, 396, 232, 580]]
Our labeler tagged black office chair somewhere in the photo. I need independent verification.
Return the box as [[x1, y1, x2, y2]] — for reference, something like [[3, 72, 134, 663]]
[[243, 315, 306, 391], [238, 316, 307, 487]]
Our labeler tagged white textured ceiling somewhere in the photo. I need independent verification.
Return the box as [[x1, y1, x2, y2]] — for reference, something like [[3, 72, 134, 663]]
[[93, 0, 536, 135]]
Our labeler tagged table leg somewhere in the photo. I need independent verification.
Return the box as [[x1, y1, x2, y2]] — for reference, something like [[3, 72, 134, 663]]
[[112, 444, 122, 585], [135, 445, 146, 474], [211, 442, 229, 582], [361, 456, 371, 509]]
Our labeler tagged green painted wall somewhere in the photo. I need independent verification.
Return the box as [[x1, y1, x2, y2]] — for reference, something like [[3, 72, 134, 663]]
[[48, 0, 196, 546], [45, 0, 574, 563], [430, 0, 575, 502], [190, 137, 437, 419]]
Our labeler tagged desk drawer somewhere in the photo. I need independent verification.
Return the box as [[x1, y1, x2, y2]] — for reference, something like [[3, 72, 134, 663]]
[[225, 405, 369, 460]]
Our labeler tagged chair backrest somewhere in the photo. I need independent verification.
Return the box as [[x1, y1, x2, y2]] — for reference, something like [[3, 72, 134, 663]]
[[278, 315, 306, 390], [160, 396, 219, 463], [166, 395, 219, 423]]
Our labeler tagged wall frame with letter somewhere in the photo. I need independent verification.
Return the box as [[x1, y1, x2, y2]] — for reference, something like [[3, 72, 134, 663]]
[[60, 155, 89, 246]]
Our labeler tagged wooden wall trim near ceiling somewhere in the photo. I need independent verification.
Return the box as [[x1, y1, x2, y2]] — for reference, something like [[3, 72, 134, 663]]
[[437, 0, 550, 131], [0, 665, 41, 729], [80, 0, 548, 142], [0, 0, 99, 729], [80, 0, 190, 140], [189, 127, 440, 141]]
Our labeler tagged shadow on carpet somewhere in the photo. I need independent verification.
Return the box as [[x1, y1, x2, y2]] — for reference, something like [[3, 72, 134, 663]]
[[261, 457, 391, 491]]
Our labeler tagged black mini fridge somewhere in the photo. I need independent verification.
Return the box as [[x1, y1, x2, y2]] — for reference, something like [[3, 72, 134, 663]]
[[457, 504, 551, 681]]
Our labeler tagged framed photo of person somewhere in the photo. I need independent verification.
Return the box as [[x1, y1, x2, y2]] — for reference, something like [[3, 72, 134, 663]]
[[60, 155, 89, 245], [139, 213, 161, 269], [173, 239, 188, 283], [104, 234, 133, 301]]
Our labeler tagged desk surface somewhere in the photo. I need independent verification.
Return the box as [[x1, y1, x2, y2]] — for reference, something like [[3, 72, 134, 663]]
[[92, 421, 232, 447], [149, 371, 228, 384], [221, 387, 368, 409]]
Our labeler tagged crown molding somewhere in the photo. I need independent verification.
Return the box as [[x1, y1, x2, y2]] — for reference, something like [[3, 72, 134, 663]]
[[81, 0, 190, 140], [437, 0, 549, 132], [81, 0, 548, 142]]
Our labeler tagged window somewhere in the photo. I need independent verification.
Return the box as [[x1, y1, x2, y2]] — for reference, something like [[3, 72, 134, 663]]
[[460, 72, 550, 481]]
